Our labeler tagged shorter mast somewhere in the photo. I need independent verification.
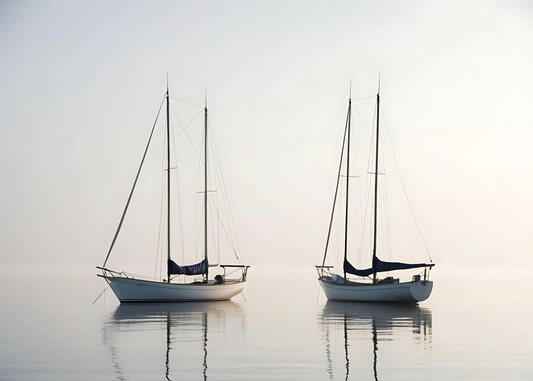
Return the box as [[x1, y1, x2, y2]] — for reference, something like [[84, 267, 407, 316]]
[[372, 91, 380, 283], [343, 97, 352, 281], [166, 87, 171, 283], [204, 99, 209, 281]]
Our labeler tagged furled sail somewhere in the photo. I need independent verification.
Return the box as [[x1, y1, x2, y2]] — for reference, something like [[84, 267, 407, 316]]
[[344, 256, 428, 276], [168, 259, 208, 276], [343, 259, 374, 277], [373, 256, 428, 273]]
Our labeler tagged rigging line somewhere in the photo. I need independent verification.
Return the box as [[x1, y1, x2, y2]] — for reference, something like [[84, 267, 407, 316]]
[[358, 169, 373, 267], [208, 119, 243, 262], [322, 99, 350, 267], [356, 140, 369, 263], [207, 181, 219, 263], [358, 105, 378, 264], [157, 124, 171, 279], [365, 102, 379, 177], [379, 159, 394, 262], [380, 103, 433, 262], [216, 176, 220, 264], [171, 106, 203, 141], [330, 179, 341, 270], [190, 121, 205, 264], [169, 113, 186, 264], [155, 160, 166, 281], [103, 92, 166, 267], [208, 194, 240, 258], [334, 179, 340, 263], [352, 95, 376, 102], [212, 144, 239, 255], [169, 104, 204, 160], [353, 104, 373, 138], [193, 150, 205, 263], [168, 96, 203, 109], [375, 129, 393, 262], [350, 104, 364, 267], [92, 283, 109, 305], [194, 198, 203, 262]]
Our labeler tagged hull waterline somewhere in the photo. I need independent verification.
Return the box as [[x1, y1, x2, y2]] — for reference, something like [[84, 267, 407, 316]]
[[318, 279, 433, 303], [104, 276, 246, 303]]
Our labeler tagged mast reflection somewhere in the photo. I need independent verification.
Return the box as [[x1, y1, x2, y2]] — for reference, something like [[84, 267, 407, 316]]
[[319, 302, 432, 380], [104, 301, 244, 380]]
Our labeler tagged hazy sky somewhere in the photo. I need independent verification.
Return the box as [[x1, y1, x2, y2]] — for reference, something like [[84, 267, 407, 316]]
[[2, 1, 532, 274]]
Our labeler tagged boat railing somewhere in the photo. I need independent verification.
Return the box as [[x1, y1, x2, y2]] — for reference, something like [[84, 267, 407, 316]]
[[422, 263, 434, 282], [317, 264, 435, 283], [409, 264, 435, 282], [96, 266, 132, 279], [220, 265, 250, 282], [315, 265, 334, 280]]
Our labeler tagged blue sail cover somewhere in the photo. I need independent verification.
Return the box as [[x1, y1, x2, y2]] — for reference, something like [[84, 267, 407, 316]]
[[344, 256, 428, 276], [373, 256, 427, 272], [343, 259, 374, 277], [168, 259, 208, 275]]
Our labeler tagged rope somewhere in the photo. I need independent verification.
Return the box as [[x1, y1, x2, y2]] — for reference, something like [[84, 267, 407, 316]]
[[380, 103, 433, 263], [103, 93, 166, 267], [92, 282, 109, 305]]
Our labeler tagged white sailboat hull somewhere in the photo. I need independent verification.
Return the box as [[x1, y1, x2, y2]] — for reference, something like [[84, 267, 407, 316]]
[[104, 276, 246, 303], [319, 278, 433, 303]]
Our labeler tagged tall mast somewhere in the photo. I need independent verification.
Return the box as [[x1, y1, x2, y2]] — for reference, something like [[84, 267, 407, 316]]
[[372, 91, 380, 283], [321, 100, 350, 267], [343, 97, 352, 280], [166, 87, 171, 283], [204, 98, 209, 281]]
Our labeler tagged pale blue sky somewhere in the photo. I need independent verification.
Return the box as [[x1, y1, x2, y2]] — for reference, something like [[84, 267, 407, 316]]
[[1, 1, 532, 273]]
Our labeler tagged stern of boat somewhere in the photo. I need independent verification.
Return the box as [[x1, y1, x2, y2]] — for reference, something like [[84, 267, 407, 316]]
[[409, 280, 433, 302]]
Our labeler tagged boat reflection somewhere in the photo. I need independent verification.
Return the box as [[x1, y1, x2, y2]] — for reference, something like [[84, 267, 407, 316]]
[[103, 301, 245, 381], [319, 302, 432, 380]]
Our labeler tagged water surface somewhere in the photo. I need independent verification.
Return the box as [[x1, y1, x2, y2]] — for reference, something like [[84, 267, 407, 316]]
[[0, 267, 531, 380]]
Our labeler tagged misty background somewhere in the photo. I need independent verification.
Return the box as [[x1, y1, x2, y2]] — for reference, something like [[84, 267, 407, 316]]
[[2, 1, 532, 276]]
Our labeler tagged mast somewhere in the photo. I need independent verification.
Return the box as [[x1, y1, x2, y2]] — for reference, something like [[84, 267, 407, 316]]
[[343, 98, 352, 280], [204, 99, 209, 281], [372, 91, 380, 283], [166, 87, 171, 283], [321, 101, 350, 267]]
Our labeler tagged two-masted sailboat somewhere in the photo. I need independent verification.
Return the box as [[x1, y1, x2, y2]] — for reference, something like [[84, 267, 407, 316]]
[[97, 87, 249, 302], [316, 88, 434, 303]]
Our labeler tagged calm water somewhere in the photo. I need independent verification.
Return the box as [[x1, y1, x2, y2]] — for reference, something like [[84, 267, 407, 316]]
[[0, 266, 531, 380]]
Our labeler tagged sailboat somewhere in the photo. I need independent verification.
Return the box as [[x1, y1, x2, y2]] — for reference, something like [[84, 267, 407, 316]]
[[316, 87, 434, 303], [97, 86, 249, 302]]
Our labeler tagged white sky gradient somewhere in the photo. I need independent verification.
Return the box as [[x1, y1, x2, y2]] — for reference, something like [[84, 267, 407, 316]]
[[1, 0, 532, 273]]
